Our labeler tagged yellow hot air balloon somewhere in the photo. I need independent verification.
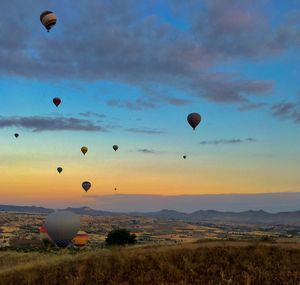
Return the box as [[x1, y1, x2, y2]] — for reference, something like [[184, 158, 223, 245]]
[[72, 231, 88, 248], [81, 146, 88, 155]]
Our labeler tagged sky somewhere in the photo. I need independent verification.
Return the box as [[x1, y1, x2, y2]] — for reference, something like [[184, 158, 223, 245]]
[[0, 0, 300, 211]]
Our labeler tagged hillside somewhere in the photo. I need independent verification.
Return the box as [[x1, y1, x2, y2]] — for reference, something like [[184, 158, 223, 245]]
[[1, 242, 300, 285], [3, 204, 300, 225]]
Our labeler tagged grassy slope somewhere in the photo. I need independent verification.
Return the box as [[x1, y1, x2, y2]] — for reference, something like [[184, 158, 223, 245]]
[[1, 242, 300, 285]]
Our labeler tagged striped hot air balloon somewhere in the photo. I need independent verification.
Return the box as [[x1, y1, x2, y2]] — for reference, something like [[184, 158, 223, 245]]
[[72, 231, 88, 248], [39, 224, 51, 242]]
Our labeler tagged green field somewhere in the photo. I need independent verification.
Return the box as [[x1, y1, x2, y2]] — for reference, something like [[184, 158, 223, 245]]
[[1, 242, 300, 285]]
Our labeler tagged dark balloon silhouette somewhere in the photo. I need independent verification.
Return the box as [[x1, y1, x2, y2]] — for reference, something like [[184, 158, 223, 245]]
[[40, 11, 57, 32], [183, 155, 186, 159], [57, 167, 63, 173], [14, 133, 19, 138], [81, 146, 88, 155], [82, 181, 91, 192], [113, 145, 119, 151], [53, 97, 61, 107], [187, 113, 201, 130], [45, 211, 80, 248]]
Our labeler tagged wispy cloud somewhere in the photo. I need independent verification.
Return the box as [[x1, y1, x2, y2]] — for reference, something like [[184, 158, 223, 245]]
[[107, 99, 156, 110], [0, 116, 106, 132], [271, 101, 300, 123], [126, 128, 164, 134], [78, 112, 106, 118], [137, 149, 158, 154], [200, 138, 257, 145], [238, 102, 267, 111]]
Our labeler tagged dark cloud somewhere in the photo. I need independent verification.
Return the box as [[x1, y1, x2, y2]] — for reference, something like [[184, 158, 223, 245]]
[[0, 116, 106, 132], [137, 149, 157, 154], [271, 102, 300, 123], [200, 138, 257, 145], [0, 0, 287, 107], [126, 128, 164, 134]]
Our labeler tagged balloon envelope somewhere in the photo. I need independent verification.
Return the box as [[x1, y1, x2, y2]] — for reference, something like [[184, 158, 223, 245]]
[[57, 167, 63, 173], [113, 145, 119, 151], [40, 11, 57, 32], [72, 231, 88, 248], [187, 113, 201, 130], [45, 211, 80, 248], [81, 146, 88, 155], [53, 97, 61, 107], [183, 155, 187, 159], [14, 133, 19, 138], [39, 224, 51, 242], [82, 181, 91, 192]]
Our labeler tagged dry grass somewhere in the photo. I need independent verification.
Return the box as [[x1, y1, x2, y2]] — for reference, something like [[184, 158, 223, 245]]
[[1, 242, 300, 285]]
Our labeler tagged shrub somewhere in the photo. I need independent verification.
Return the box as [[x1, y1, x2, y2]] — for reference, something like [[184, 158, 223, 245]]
[[105, 228, 137, 246]]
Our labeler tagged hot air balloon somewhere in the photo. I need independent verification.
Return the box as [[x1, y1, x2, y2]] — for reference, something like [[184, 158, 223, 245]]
[[57, 167, 63, 173], [53, 97, 61, 107], [72, 231, 88, 248], [40, 11, 57, 32], [82, 181, 91, 192], [183, 155, 187, 159], [114, 187, 117, 191], [187, 113, 201, 130], [81, 146, 88, 155], [14, 133, 19, 138], [113, 145, 119, 151], [45, 211, 80, 248], [39, 224, 51, 243]]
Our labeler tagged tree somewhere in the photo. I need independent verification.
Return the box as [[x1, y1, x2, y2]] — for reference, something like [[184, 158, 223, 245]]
[[106, 228, 137, 246]]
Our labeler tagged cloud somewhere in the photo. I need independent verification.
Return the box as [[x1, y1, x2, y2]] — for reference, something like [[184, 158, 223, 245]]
[[200, 138, 257, 145], [137, 149, 157, 154], [238, 102, 267, 111], [0, 116, 106, 132], [78, 112, 106, 118], [245, 138, 257, 142], [126, 128, 164, 134], [191, 74, 273, 103], [79, 192, 300, 213], [271, 101, 300, 123], [107, 99, 157, 110], [0, 0, 289, 108]]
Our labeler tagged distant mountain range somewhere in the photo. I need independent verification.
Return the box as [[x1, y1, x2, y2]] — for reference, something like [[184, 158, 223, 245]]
[[2, 204, 300, 226]]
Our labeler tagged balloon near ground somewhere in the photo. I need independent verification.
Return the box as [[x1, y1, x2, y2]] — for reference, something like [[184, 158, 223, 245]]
[[44, 211, 80, 248], [39, 224, 51, 242], [40, 11, 57, 32], [82, 181, 91, 192], [81, 146, 88, 155], [113, 145, 119, 151], [57, 167, 63, 173], [52, 97, 61, 107], [72, 231, 88, 248], [187, 113, 201, 130]]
